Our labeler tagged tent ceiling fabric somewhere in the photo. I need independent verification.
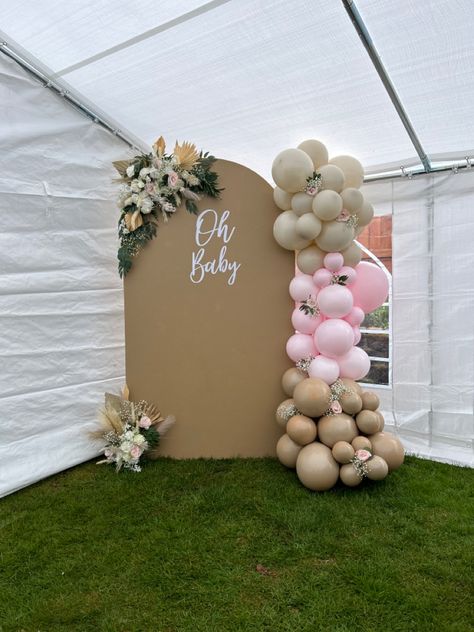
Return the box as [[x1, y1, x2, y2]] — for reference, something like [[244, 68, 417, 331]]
[[0, 0, 473, 177]]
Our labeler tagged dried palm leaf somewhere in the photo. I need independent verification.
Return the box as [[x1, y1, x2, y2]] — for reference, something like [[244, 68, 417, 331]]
[[174, 140, 199, 170], [153, 135, 166, 157], [89, 403, 124, 440], [121, 384, 130, 401], [143, 402, 165, 425], [156, 414, 176, 436], [113, 160, 130, 177]]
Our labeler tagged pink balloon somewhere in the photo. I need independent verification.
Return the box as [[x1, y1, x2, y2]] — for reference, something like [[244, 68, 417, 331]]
[[313, 268, 333, 288], [314, 319, 354, 359], [291, 306, 323, 334], [353, 326, 361, 345], [338, 346, 371, 380], [345, 306, 365, 326], [350, 262, 389, 313], [289, 274, 317, 302], [323, 252, 344, 272], [317, 284, 353, 319], [338, 266, 357, 286], [308, 355, 340, 385], [286, 333, 317, 362]]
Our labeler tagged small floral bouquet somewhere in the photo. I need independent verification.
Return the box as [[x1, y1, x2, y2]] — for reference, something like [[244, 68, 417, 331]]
[[113, 136, 222, 277], [90, 389, 175, 472]]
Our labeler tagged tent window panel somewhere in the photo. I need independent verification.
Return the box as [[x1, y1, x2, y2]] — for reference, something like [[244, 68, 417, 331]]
[[361, 360, 389, 386], [360, 332, 389, 359]]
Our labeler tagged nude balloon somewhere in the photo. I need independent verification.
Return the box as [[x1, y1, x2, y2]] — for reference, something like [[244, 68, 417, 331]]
[[286, 333, 317, 362], [350, 261, 389, 313], [314, 319, 354, 359], [272, 148, 314, 193]]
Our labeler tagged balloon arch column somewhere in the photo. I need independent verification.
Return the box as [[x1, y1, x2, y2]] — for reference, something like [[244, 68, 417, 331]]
[[271, 139, 404, 491]]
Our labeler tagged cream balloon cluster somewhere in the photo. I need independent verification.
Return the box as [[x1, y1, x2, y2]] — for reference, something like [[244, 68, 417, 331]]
[[271, 139, 404, 491]]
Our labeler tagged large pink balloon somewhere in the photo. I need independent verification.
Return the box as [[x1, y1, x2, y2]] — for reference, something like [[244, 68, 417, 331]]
[[291, 307, 323, 334], [308, 355, 340, 385], [289, 274, 317, 302], [314, 319, 354, 359], [286, 333, 317, 362], [338, 346, 371, 380], [350, 262, 389, 313], [317, 284, 353, 319]]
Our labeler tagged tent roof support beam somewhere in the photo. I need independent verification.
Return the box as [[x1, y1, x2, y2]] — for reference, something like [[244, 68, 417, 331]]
[[342, 0, 432, 174]]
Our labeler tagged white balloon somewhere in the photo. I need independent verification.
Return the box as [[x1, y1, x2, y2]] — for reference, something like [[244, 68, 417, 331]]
[[273, 210, 312, 251], [356, 201, 374, 226], [329, 155, 364, 189], [312, 190, 343, 221], [297, 139, 329, 169], [272, 148, 314, 193], [319, 164, 345, 193], [340, 188, 363, 213], [291, 192, 314, 216], [297, 245, 327, 274], [316, 220, 354, 252], [273, 186, 293, 211], [296, 214, 322, 240]]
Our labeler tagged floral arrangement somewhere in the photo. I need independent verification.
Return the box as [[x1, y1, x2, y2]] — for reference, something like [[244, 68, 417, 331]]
[[113, 136, 222, 277], [90, 389, 175, 472]]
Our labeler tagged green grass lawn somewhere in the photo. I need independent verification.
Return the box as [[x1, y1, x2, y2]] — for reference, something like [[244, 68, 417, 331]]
[[0, 457, 473, 632]]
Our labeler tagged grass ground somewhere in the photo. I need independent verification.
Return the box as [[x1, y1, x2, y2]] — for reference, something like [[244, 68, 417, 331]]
[[0, 456, 473, 632]]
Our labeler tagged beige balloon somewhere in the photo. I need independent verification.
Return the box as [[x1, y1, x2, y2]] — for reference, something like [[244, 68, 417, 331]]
[[339, 463, 362, 487], [291, 192, 314, 216], [368, 432, 405, 471], [329, 155, 364, 189], [340, 188, 364, 213], [356, 201, 374, 227], [272, 148, 314, 193], [375, 411, 385, 431], [298, 139, 329, 169], [366, 455, 389, 480], [319, 164, 345, 193], [340, 391, 363, 416], [361, 391, 379, 411], [341, 242, 362, 267], [287, 414, 318, 446], [276, 433, 303, 468], [297, 245, 327, 274], [296, 214, 322, 240], [316, 220, 354, 252], [312, 190, 343, 221], [318, 413, 358, 448], [340, 378, 363, 395], [273, 211, 312, 251], [275, 398, 298, 428], [293, 378, 331, 418], [273, 186, 293, 211], [296, 442, 340, 491], [356, 410, 380, 435], [332, 441, 355, 464], [282, 367, 306, 397], [351, 436, 372, 451]]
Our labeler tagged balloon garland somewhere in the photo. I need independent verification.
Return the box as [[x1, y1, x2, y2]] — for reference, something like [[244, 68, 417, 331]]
[[272, 139, 404, 491]]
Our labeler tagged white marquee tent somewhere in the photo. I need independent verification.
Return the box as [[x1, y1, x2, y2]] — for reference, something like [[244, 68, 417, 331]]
[[1, 0, 473, 497]]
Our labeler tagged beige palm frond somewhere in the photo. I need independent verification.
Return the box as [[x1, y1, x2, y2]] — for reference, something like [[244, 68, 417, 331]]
[[153, 136, 166, 157], [113, 160, 130, 177], [89, 403, 125, 440], [156, 414, 176, 436], [121, 384, 130, 401], [143, 402, 166, 425], [174, 140, 199, 170]]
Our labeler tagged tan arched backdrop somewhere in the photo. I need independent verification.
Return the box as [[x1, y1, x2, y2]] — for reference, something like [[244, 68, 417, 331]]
[[124, 159, 293, 457]]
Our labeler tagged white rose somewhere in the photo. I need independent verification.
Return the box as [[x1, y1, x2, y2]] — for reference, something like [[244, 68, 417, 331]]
[[148, 168, 160, 180], [126, 164, 135, 178], [139, 167, 151, 178], [140, 197, 154, 214], [134, 434, 146, 445], [124, 431, 134, 441], [131, 194, 139, 204]]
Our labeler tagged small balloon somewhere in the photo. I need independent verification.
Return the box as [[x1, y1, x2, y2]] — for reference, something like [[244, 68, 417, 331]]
[[356, 410, 380, 435], [313, 268, 333, 288], [332, 441, 355, 464], [361, 391, 380, 411], [353, 327, 361, 345], [340, 391, 363, 415], [276, 433, 302, 468], [341, 242, 362, 267], [329, 155, 364, 189], [312, 190, 343, 221], [298, 139, 329, 169], [296, 213, 322, 240], [273, 210, 312, 251], [286, 414, 318, 446], [281, 367, 306, 397], [308, 355, 340, 385], [319, 164, 345, 193], [291, 306, 322, 335], [345, 306, 365, 327], [356, 201, 374, 226], [275, 398, 297, 428], [340, 187, 364, 213], [339, 463, 363, 487], [351, 436, 372, 451], [323, 252, 344, 272], [272, 148, 314, 193], [314, 319, 355, 359], [368, 432, 405, 471], [273, 187, 293, 210], [293, 378, 332, 418], [338, 266, 357, 286], [289, 274, 317, 302], [316, 220, 355, 252], [366, 455, 389, 480], [297, 245, 327, 275], [286, 333, 317, 362], [317, 284, 353, 319], [291, 192, 314, 216], [338, 346, 371, 380]]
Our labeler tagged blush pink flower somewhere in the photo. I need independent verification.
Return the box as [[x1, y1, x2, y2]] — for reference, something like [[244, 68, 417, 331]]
[[336, 209, 351, 222], [139, 415, 151, 429], [331, 401, 342, 414], [355, 449, 371, 462], [168, 171, 179, 188], [305, 185, 318, 196], [130, 445, 142, 459]]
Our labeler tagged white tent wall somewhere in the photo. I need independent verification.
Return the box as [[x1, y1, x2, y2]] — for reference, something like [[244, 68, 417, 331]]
[[0, 54, 128, 497], [362, 170, 474, 467]]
